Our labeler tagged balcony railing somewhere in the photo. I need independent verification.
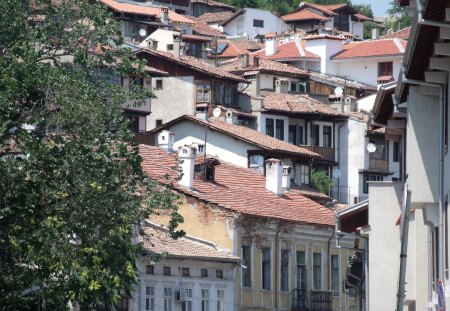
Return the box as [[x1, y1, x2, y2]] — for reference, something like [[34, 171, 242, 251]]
[[302, 146, 335, 162], [368, 158, 389, 172], [291, 289, 333, 311]]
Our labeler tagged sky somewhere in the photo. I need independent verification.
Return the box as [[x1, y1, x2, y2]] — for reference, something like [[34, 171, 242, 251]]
[[353, 0, 391, 16]]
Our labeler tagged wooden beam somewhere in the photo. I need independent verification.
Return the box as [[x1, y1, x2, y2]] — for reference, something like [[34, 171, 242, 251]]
[[440, 27, 450, 40], [429, 57, 450, 71], [446, 8, 450, 22], [419, 85, 440, 96], [434, 42, 450, 56], [424, 71, 448, 84]]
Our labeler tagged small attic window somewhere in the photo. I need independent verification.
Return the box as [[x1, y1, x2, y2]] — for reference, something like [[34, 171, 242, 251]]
[[204, 158, 220, 181], [183, 149, 187, 154], [161, 135, 166, 141]]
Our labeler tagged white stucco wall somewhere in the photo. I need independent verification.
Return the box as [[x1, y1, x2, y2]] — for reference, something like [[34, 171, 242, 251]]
[[356, 94, 376, 112], [332, 57, 402, 86], [223, 8, 290, 39], [147, 76, 195, 130], [164, 121, 260, 168], [335, 119, 367, 204], [407, 86, 439, 204], [149, 29, 176, 52], [304, 39, 345, 74], [350, 21, 364, 39]]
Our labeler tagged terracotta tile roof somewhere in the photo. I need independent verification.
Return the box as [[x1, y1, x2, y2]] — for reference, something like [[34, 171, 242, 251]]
[[144, 65, 169, 76], [260, 91, 348, 118], [308, 71, 377, 91], [190, 0, 236, 11], [377, 75, 394, 84], [353, 13, 371, 21], [139, 145, 335, 226], [282, 8, 329, 22], [381, 26, 411, 40], [214, 105, 257, 119], [331, 38, 407, 60], [215, 40, 248, 59], [233, 40, 263, 52], [220, 9, 244, 26], [141, 222, 240, 261], [150, 115, 321, 158], [220, 56, 308, 77], [192, 20, 226, 38], [136, 47, 248, 83], [196, 11, 234, 24], [99, 0, 194, 25], [182, 34, 212, 42], [252, 40, 320, 61]]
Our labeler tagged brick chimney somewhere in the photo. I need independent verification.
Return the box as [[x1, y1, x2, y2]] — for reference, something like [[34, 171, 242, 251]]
[[178, 145, 197, 189], [265, 159, 283, 196], [157, 130, 174, 153], [282, 166, 292, 191], [160, 7, 169, 26], [265, 32, 277, 57]]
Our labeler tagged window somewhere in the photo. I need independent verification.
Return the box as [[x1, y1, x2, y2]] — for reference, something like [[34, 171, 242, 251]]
[[312, 125, 320, 146], [261, 247, 271, 290], [146, 265, 154, 274], [213, 83, 237, 106], [182, 268, 190, 277], [276, 120, 284, 140], [298, 126, 304, 145], [145, 285, 155, 311], [266, 118, 274, 137], [201, 268, 208, 277], [242, 245, 252, 287], [163, 266, 171, 276], [331, 255, 339, 294], [182, 289, 193, 311], [323, 126, 332, 148], [167, 44, 174, 51], [156, 119, 163, 128], [127, 115, 140, 133], [216, 289, 225, 311], [280, 250, 289, 292], [253, 19, 264, 28], [196, 81, 211, 102], [393, 141, 399, 162], [216, 269, 223, 279], [300, 164, 310, 185], [155, 79, 163, 90], [296, 251, 307, 290], [201, 289, 210, 311], [378, 61, 393, 77], [363, 175, 383, 194], [289, 125, 297, 145], [164, 287, 173, 311], [313, 252, 322, 290]]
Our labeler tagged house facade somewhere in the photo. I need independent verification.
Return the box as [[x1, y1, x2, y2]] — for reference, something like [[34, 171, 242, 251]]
[[140, 144, 357, 311], [133, 222, 240, 311], [358, 0, 450, 309], [220, 8, 290, 40]]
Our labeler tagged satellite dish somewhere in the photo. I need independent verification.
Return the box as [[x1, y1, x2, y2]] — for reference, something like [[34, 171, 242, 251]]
[[212, 107, 221, 118], [367, 143, 377, 153], [139, 28, 147, 37], [334, 87, 343, 96]]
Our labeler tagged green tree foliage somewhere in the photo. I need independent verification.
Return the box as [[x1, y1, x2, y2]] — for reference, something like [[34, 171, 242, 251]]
[[352, 4, 374, 39], [0, 0, 183, 309], [387, 1, 412, 31], [311, 169, 334, 195]]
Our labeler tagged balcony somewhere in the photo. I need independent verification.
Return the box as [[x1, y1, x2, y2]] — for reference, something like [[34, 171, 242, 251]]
[[291, 289, 333, 311], [132, 132, 154, 146], [302, 146, 335, 162], [368, 158, 389, 172]]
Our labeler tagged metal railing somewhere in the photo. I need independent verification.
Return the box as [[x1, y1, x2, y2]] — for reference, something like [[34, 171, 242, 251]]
[[291, 289, 333, 311]]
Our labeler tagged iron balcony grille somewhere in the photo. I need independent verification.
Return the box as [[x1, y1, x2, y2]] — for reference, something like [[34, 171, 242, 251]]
[[291, 289, 333, 311]]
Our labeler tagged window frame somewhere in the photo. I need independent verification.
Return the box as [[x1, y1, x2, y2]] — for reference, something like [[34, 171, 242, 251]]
[[280, 249, 289, 292], [196, 81, 211, 103], [241, 245, 252, 288], [266, 118, 274, 137], [330, 254, 339, 294], [378, 61, 393, 77], [323, 125, 332, 148], [296, 250, 307, 290], [201, 288, 210, 311], [363, 174, 383, 194], [145, 285, 155, 311], [313, 252, 322, 290], [253, 19, 264, 28], [164, 287, 173, 311], [163, 266, 171, 276], [261, 247, 271, 290], [275, 119, 284, 140], [312, 124, 320, 146]]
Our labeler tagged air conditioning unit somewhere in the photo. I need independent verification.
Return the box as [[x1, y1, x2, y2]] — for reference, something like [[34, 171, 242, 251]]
[[175, 289, 186, 302]]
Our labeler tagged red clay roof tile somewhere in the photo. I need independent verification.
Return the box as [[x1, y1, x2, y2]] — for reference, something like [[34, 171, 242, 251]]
[[140, 145, 335, 226], [331, 38, 407, 60]]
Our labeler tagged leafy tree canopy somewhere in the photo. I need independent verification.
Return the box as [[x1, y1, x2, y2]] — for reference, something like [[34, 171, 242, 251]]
[[311, 169, 334, 195], [0, 0, 183, 309], [387, 1, 412, 31]]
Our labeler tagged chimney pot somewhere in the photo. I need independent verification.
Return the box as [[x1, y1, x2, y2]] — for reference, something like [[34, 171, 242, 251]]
[[178, 145, 197, 189], [265, 33, 277, 57], [158, 130, 175, 153], [160, 6, 169, 26], [265, 159, 283, 196]]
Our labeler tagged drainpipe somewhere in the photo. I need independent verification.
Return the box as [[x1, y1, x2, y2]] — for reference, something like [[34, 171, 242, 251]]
[[397, 72, 447, 294], [337, 122, 345, 202]]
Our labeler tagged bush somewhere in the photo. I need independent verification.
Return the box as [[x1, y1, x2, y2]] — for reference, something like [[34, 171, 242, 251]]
[[311, 169, 334, 195]]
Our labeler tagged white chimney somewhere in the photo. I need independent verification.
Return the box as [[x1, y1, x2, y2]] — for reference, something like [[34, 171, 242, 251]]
[[265, 33, 277, 57], [178, 145, 197, 189], [160, 7, 169, 26], [265, 159, 283, 196], [275, 79, 289, 94], [173, 34, 181, 58], [225, 110, 237, 125], [282, 166, 291, 191], [158, 130, 175, 153]]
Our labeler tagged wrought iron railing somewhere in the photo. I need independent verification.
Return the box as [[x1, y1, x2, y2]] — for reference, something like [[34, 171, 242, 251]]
[[291, 289, 333, 311]]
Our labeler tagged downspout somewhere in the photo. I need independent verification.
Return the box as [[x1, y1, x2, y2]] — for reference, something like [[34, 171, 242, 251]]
[[337, 121, 346, 203], [397, 70, 447, 291]]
